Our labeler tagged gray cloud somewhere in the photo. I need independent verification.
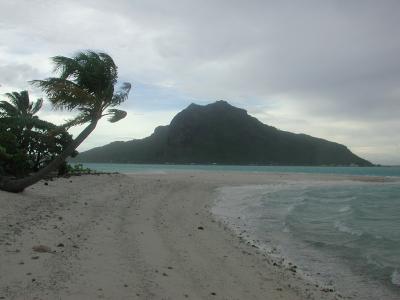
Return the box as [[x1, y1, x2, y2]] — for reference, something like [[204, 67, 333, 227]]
[[1, 0, 399, 164], [0, 63, 41, 89]]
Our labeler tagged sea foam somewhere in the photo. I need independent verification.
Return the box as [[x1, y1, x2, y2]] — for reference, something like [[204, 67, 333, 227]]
[[334, 221, 363, 236], [391, 270, 400, 286], [213, 180, 400, 300]]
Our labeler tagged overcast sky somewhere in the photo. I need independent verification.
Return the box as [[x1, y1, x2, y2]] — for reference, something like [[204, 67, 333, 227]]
[[1, 0, 399, 165]]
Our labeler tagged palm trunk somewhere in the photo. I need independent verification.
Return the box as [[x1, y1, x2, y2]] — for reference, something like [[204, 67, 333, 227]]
[[0, 120, 98, 193]]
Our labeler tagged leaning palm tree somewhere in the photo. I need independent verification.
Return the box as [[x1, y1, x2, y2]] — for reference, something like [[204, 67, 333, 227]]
[[0, 51, 131, 193]]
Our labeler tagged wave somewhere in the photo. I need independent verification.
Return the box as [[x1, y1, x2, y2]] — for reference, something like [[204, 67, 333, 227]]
[[214, 181, 400, 299], [391, 270, 400, 286], [334, 221, 363, 237], [338, 205, 351, 213]]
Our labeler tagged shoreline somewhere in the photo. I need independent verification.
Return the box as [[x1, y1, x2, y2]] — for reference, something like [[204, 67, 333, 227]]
[[212, 179, 400, 300], [71, 162, 400, 178], [1, 172, 395, 299]]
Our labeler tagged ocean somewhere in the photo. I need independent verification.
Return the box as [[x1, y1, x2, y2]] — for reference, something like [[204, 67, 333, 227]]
[[80, 163, 400, 299], [78, 163, 400, 177], [213, 181, 400, 299]]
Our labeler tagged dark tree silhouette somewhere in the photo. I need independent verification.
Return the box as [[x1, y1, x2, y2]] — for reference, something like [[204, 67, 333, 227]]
[[0, 51, 131, 193], [0, 90, 43, 149]]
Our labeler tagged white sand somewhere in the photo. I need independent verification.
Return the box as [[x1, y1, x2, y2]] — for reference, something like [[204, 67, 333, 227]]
[[1, 172, 384, 299]]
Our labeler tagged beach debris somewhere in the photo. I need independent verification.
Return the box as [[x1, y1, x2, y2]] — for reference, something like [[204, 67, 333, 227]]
[[162, 272, 168, 276], [44, 182, 48, 186], [32, 245, 51, 253], [211, 292, 216, 296], [197, 226, 204, 230], [56, 243, 64, 247], [31, 256, 39, 260], [288, 265, 297, 273]]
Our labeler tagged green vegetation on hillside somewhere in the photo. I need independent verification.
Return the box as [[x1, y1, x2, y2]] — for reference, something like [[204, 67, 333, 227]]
[[75, 101, 372, 166]]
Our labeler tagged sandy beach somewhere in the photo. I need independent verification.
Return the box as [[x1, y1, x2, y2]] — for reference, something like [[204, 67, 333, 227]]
[[1, 171, 385, 300]]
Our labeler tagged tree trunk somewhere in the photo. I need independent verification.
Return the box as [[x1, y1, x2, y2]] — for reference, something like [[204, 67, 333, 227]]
[[0, 120, 98, 193]]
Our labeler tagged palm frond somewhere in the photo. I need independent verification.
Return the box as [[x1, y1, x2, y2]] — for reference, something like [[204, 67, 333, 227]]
[[0, 100, 18, 117], [61, 113, 92, 129], [107, 109, 127, 123], [57, 51, 119, 97], [3, 91, 42, 117], [5, 91, 28, 113], [32, 50, 130, 125], [52, 56, 81, 79], [31, 78, 95, 111], [19, 90, 30, 112], [98, 52, 118, 82], [4, 92, 19, 108], [30, 98, 43, 115], [110, 82, 131, 107]]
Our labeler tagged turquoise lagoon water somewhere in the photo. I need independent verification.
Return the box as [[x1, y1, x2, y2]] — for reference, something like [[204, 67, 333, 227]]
[[213, 181, 400, 299], [78, 163, 400, 177], [79, 163, 400, 299]]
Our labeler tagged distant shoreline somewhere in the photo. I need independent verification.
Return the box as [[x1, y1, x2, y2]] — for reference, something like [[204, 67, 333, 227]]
[[70, 162, 400, 177], [71, 161, 379, 167]]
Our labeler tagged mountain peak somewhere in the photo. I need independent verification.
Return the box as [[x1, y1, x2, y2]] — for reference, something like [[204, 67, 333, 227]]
[[75, 101, 372, 166], [211, 100, 232, 107], [186, 100, 238, 111]]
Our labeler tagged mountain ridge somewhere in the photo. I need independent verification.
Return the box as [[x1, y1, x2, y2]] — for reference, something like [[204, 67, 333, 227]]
[[73, 101, 372, 166]]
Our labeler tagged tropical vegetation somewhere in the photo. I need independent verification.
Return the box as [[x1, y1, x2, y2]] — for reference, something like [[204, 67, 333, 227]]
[[0, 51, 131, 193], [0, 91, 75, 176]]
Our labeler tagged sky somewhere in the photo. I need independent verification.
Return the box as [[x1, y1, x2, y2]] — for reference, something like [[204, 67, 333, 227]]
[[0, 0, 399, 165]]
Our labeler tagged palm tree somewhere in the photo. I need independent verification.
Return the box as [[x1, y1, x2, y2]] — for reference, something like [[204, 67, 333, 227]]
[[0, 51, 131, 193], [0, 90, 43, 119], [0, 90, 43, 142]]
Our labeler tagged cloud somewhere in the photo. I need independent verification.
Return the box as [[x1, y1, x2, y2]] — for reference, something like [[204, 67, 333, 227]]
[[1, 0, 399, 164], [0, 63, 41, 90]]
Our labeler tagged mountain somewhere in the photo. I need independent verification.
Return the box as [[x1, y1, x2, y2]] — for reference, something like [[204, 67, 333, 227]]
[[74, 101, 372, 166]]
